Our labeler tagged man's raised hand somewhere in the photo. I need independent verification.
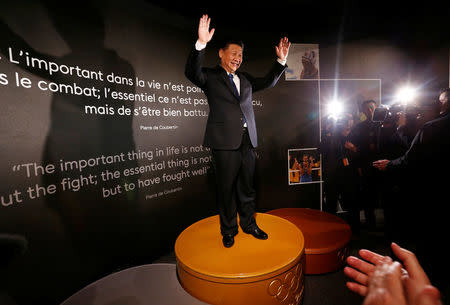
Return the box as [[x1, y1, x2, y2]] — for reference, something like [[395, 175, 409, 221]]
[[275, 37, 291, 61], [198, 14, 215, 45]]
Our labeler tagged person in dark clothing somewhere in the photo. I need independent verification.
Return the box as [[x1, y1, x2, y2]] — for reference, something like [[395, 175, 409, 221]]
[[321, 113, 360, 233], [377, 104, 421, 242], [373, 88, 450, 297], [185, 15, 290, 248], [320, 117, 336, 211], [416, 98, 442, 128], [391, 105, 420, 151], [348, 100, 379, 229], [379, 98, 441, 242]]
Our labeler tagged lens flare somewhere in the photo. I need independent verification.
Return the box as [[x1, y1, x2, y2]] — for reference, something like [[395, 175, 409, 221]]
[[326, 99, 343, 119], [396, 86, 417, 104]]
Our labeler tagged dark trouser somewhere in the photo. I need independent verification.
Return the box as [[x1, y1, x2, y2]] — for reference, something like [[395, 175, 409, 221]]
[[325, 170, 360, 234], [358, 167, 378, 228], [211, 128, 256, 236], [323, 175, 338, 214], [337, 178, 360, 234]]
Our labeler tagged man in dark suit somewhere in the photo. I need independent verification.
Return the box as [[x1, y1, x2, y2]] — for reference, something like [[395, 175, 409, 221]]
[[373, 88, 450, 294], [185, 15, 290, 247]]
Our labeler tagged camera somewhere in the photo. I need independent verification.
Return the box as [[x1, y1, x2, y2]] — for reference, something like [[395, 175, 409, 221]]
[[372, 103, 412, 126], [372, 105, 389, 123]]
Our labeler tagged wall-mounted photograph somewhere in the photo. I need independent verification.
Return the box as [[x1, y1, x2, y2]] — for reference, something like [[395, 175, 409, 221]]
[[288, 148, 321, 185], [285, 44, 320, 80]]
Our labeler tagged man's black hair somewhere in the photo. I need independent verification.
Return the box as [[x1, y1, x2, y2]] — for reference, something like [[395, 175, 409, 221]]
[[439, 88, 450, 97], [220, 39, 244, 50], [361, 99, 376, 107]]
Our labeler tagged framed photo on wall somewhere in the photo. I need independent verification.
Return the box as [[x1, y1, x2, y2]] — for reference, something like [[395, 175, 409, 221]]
[[287, 148, 321, 185]]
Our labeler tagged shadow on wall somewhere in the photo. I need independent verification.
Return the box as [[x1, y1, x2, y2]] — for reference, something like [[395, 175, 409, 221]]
[[0, 1, 145, 303]]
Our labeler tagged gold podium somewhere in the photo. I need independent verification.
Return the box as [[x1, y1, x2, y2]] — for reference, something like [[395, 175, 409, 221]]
[[175, 213, 305, 305]]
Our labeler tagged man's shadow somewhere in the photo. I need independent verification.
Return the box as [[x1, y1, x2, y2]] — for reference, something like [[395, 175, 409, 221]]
[[1, 1, 143, 272]]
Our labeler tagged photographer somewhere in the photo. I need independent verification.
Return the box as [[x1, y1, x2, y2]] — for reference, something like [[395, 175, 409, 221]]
[[372, 88, 450, 295], [378, 104, 419, 157], [320, 113, 360, 232], [416, 98, 441, 128], [348, 100, 379, 229], [373, 103, 421, 242]]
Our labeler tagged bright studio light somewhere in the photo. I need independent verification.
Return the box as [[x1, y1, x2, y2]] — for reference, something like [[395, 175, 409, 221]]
[[326, 99, 343, 119], [396, 86, 417, 104]]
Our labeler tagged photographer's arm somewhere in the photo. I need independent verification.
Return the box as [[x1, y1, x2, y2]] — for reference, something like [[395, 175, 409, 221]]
[[373, 126, 425, 171]]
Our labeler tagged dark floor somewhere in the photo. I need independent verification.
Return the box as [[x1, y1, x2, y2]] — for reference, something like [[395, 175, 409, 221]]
[[153, 209, 395, 305]]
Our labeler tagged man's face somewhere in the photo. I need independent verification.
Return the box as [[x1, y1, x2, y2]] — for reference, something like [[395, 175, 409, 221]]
[[363, 102, 376, 120], [346, 118, 354, 129], [219, 44, 243, 73], [439, 92, 449, 112]]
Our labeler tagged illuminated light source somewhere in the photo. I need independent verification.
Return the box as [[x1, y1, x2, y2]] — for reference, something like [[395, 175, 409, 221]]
[[396, 86, 417, 104], [326, 99, 343, 119]]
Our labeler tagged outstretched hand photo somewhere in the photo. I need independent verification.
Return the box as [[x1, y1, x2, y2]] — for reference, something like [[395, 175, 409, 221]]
[[300, 50, 318, 79]]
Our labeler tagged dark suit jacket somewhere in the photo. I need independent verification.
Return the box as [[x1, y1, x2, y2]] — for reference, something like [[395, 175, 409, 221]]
[[388, 111, 450, 170], [388, 111, 450, 215], [185, 47, 287, 149]]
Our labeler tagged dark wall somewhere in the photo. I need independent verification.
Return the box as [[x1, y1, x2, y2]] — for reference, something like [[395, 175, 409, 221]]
[[0, 1, 217, 304], [0, 1, 448, 304]]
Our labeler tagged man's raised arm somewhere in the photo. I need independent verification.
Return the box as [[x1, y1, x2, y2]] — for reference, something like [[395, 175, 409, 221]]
[[185, 14, 215, 88], [246, 37, 290, 93], [197, 14, 215, 46]]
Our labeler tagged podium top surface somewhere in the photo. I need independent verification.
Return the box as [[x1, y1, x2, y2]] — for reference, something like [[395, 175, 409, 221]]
[[267, 208, 351, 254], [175, 213, 304, 280]]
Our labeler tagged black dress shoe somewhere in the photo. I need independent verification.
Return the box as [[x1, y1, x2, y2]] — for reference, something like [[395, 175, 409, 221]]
[[222, 234, 235, 248], [243, 225, 268, 240]]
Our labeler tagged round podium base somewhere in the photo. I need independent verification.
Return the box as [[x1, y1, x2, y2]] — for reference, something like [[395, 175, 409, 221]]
[[267, 208, 351, 275], [60, 264, 208, 305], [175, 213, 305, 305]]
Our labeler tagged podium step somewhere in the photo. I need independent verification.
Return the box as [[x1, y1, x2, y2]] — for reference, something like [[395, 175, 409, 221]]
[[268, 208, 351, 274]]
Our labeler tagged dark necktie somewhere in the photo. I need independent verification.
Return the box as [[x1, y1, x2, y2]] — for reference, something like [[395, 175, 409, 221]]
[[228, 73, 239, 97], [228, 73, 247, 126]]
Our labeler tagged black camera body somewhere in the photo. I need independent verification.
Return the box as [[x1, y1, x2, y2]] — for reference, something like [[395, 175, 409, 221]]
[[372, 106, 389, 123], [372, 104, 404, 124]]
